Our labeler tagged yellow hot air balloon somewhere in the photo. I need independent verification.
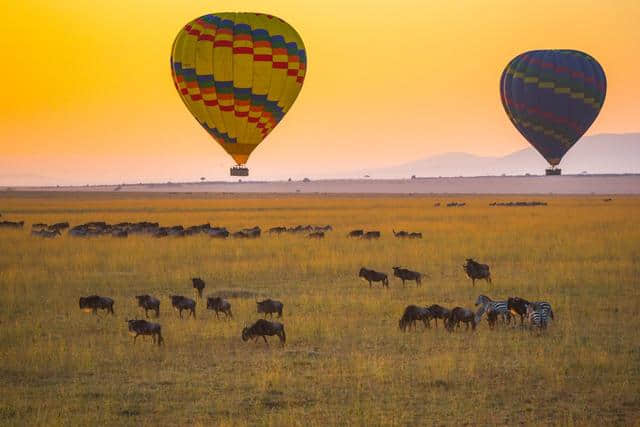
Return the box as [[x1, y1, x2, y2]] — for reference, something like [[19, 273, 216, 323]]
[[171, 13, 307, 176]]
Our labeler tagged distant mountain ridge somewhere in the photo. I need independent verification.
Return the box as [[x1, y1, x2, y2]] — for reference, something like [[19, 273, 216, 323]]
[[360, 133, 640, 178]]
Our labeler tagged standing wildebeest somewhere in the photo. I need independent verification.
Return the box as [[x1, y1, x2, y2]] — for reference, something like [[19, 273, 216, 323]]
[[207, 297, 233, 319], [408, 232, 422, 239], [126, 319, 164, 346], [445, 307, 478, 331], [242, 319, 286, 346], [170, 295, 196, 318], [256, 299, 284, 318], [79, 295, 115, 315], [0, 221, 24, 229], [31, 229, 61, 238], [347, 229, 364, 238], [358, 267, 389, 288], [48, 222, 70, 231], [393, 230, 409, 238], [362, 231, 381, 239], [192, 277, 205, 298], [398, 305, 433, 331], [508, 297, 555, 325], [307, 231, 324, 239], [269, 226, 287, 235], [392, 267, 422, 287], [426, 304, 450, 328], [135, 295, 160, 318], [463, 258, 492, 286]]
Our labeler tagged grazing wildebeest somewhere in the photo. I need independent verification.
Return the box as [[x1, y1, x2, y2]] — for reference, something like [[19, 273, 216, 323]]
[[208, 228, 229, 238], [362, 231, 381, 239], [508, 297, 554, 325], [408, 232, 422, 239], [445, 307, 477, 331], [392, 267, 422, 287], [269, 226, 287, 235], [0, 221, 24, 229], [192, 277, 205, 298], [393, 230, 409, 238], [307, 231, 324, 239], [31, 229, 61, 238], [256, 299, 284, 318], [463, 258, 492, 286], [79, 295, 115, 315], [232, 230, 249, 238], [347, 229, 364, 238], [474, 295, 512, 324], [207, 297, 233, 319], [398, 305, 433, 331], [126, 319, 164, 346], [242, 226, 261, 238], [32, 223, 48, 229], [135, 295, 160, 318], [170, 295, 196, 318], [242, 319, 286, 346], [358, 267, 389, 288], [426, 304, 450, 328]]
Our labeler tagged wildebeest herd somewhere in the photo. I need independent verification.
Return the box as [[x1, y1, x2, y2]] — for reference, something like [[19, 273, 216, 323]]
[[2, 216, 556, 347], [78, 276, 288, 347]]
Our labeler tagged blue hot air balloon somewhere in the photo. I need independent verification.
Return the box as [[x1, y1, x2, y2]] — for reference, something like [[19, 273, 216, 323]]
[[500, 50, 606, 175]]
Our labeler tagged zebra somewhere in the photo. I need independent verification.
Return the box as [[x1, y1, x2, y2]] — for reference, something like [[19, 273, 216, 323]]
[[474, 295, 512, 325], [532, 301, 554, 322], [526, 304, 551, 330]]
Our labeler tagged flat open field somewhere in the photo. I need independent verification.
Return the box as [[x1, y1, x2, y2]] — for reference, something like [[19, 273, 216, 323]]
[[0, 193, 639, 425]]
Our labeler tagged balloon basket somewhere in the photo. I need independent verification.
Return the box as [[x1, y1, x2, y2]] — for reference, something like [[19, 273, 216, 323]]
[[545, 168, 561, 176], [230, 166, 249, 177]]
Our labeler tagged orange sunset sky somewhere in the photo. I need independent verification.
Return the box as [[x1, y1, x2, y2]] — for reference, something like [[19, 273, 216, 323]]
[[1, 0, 639, 184]]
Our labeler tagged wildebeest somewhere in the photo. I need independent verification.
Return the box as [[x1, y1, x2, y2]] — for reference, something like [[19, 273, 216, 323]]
[[31, 229, 61, 238], [358, 267, 389, 288], [314, 225, 333, 232], [362, 231, 381, 239], [426, 304, 450, 328], [445, 307, 478, 331], [208, 228, 229, 238], [408, 232, 422, 239], [126, 319, 164, 346], [112, 229, 128, 238], [242, 319, 286, 345], [398, 305, 433, 331], [237, 226, 261, 238], [463, 258, 492, 286], [269, 226, 287, 235], [192, 277, 205, 298], [207, 297, 233, 319], [170, 295, 196, 318], [307, 231, 324, 239], [79, 295, 115, 315], [347, 229, 364, 238], [135, 294, 160, 318], [256, 299, 283, 318], [392, 267, 422, 287], [393, 230, 408, 238], [0, 221, 24, 229]]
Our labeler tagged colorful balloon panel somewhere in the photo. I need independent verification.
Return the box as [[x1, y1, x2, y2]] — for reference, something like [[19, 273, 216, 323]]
[[171, 13, 307, 165], [500, 50, 606, 166]]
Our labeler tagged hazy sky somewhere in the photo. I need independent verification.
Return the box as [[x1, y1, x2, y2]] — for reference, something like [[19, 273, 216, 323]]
[[1, 0, 639, 184]]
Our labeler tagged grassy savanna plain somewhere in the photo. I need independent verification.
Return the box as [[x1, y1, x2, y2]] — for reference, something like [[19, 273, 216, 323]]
[[0, 193, 639, 426]]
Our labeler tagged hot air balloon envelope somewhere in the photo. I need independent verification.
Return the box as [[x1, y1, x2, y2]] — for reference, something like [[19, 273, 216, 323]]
[[500, 50, 606, 172], [171, 13, 307, 173]]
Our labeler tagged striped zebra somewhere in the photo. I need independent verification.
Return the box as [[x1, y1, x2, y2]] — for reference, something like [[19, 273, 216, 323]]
[[532, 301, 554, 321], [525, 304, 551, 330], [474, 295, 512, 325]]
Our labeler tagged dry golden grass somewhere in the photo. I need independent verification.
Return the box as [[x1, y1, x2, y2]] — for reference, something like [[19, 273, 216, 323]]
[[0, 193, 639, 425]]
